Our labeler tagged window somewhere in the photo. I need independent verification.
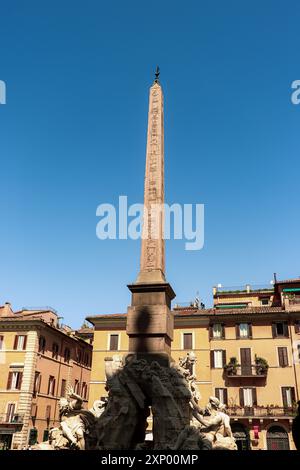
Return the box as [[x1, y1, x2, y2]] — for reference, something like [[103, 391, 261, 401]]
[[211, 324, 224, 339], [60, 379, 66, 397], [33, 372, 41, 397], [39, 336, 46, 354], [52, 343, 59, 359], [211, 350, 226, 368], [261, 298, 269, 306], [295, 321, 300, 334], [31, 403, 37, 418], [183, 333, 193, 350], [239, 388, 257, 407], [0, 335, 3, 350], [6, 403, 16, 423], [82, 382, 87, 399], [7, 371, 23, 390], [278, 347, 288, 367], [109, 334, 119, 351], [13, 335, 27, 350], [215, 388, 228, 405], [236, 323, 252, 339], [45, 405, 51, 421], [281, 387, 295, 408], [74, 379, 80, 394], [64, 348, 70, 363], [28, 428, 38, 446], [48, 376, 56, 396], [76, 349, 82, 363], [272, 322, 289, 338]]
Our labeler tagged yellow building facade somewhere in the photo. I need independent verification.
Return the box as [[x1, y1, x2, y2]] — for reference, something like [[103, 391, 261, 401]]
[[87, 278, 300, 451]]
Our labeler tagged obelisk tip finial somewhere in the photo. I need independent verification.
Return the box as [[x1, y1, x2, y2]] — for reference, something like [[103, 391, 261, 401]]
[[154, 65, 160, 83]]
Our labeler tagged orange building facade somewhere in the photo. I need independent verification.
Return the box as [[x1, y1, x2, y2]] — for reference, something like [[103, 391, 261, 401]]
[[0, 304, 92, 450]]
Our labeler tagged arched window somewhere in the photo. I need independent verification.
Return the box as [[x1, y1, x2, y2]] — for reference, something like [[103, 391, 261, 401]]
[[267, 426, 290, 450], [231, 423, 251, 450]]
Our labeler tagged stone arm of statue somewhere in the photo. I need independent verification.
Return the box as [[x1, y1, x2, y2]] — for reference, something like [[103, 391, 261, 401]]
[[192, 406, 222, 432], [61, 421, 78, 447]]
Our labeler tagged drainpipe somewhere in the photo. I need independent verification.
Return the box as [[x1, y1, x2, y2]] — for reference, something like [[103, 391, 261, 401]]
[[289, 319, 299, 401], [53, 337, 64, 427]]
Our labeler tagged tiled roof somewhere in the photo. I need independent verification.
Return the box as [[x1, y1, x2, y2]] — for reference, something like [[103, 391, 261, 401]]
[[76, 327, 94, 333], [86, 306, 291, 321], [87, 313, 127, 319], [174, 306, 285, 316]]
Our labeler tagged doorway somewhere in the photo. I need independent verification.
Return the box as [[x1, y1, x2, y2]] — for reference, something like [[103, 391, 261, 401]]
[[240, 348, 251, 375], [0, 434, 13, 450]]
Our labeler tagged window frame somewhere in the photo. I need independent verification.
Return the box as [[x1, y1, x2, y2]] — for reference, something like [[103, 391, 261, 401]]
[[108, 334, 120, 351]]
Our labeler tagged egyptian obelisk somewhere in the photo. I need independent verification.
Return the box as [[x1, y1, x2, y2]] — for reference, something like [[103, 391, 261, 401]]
[[127, 68, 175, 361]]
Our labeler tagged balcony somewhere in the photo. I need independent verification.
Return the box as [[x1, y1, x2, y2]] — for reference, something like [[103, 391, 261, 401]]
[[227, 406, 297, 418], [283, 295, 300, 312], [224, 365, 268, 379], [0, 413, 24, 426]]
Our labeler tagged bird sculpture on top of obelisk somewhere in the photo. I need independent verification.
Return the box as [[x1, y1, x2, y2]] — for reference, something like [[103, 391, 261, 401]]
[[136, 66, 166, 284], [127, 67, 175, 360]]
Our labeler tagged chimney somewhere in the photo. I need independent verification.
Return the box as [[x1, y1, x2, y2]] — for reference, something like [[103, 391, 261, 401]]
[[0, 302, 13, 317]]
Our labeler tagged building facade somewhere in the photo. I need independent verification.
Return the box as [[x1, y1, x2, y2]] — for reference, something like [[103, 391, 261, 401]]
[[87, 277, 300, 451], [0, 304, 92, 449]]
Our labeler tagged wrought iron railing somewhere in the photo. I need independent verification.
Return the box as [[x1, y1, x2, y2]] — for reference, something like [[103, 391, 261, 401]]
[[216, 284, 274, 294], [224, 365, 268, 377], [227, 406, 296, 418], [0, 413, 24, 424], [288, 297, 300, 305]]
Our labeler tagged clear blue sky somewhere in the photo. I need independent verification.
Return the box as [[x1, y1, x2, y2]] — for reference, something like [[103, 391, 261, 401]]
[[1, 1, 300, 328]]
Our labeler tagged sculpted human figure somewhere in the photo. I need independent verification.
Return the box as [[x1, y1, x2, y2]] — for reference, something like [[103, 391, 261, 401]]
[[194, 397, 237, 450]]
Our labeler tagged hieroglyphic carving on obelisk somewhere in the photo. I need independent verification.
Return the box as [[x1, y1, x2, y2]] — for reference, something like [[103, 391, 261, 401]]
[[136, 69, 166, 284]]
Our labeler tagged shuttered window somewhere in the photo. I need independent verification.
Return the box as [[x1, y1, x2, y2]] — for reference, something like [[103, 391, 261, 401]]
[[7, 371, 23, 390], [236, 323, 252, 339], [272, 322, 289, 338], [14, 335, 27, 350], [45, 405, 51, 420], [281, 387, 295, 408], [215, 388, 228, 405], [183, 333, 193, 350], [64, 348, 70, 363], [239, 388, 257, 407], [48, 376, 55, 396], [33, 372, 41, 397], [74, 379, 80, 394], [278, 347, 288, 367], [60, 379, 66, 397], [211, 350, 226, 368], [109, 334, 119, 351], [39, 336, 46, 353], [211, 324, 224, 339], [52, 343, 59, 359]]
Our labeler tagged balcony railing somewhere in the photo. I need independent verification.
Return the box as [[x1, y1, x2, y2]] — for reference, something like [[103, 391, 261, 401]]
[[225, 365, 268, 378], [0, 413, 24, 425], [227, 406, 296, 418], [215, 284, 274, 294], [288, 297, 300, 305]]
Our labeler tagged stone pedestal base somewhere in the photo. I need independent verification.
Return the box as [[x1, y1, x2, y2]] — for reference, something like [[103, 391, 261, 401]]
[[126, 281, 175, 357]]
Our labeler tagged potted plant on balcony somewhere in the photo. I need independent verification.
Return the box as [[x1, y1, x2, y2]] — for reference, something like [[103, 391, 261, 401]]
[[224, 357, 239, 375], [255, 355, 269, 375]]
